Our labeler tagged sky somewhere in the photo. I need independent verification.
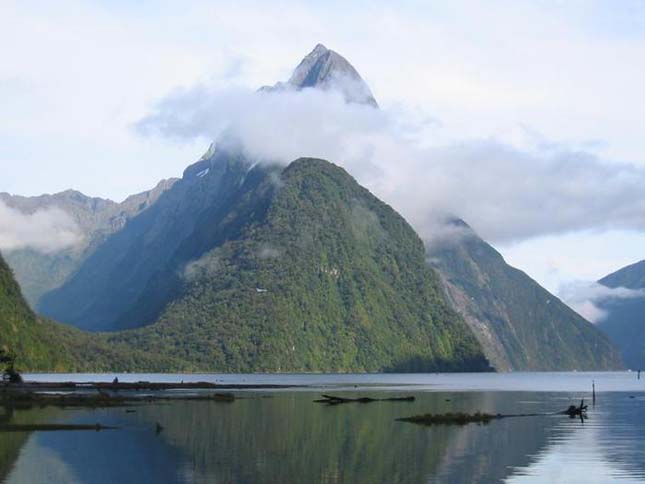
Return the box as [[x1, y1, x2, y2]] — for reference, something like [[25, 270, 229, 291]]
[[2, 0, 645, 308]]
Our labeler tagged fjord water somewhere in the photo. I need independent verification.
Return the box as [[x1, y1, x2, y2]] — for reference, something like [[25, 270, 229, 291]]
[[2, 373, 644, 484]]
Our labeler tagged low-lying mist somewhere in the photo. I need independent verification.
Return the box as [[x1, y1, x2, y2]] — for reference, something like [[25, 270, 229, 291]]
[[0, 200, 81, 253]]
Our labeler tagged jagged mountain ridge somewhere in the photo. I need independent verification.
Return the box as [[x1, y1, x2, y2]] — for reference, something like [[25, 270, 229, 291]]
[[597, 260, 645, 369], [1, 178, 177, 306]]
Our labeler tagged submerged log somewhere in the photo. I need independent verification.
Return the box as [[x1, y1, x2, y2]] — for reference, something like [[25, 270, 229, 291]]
[[0, 388, 238, 408], [2, 381, 299, 392], [165, 392, 236, 402], [397, 412, 498, 426], [314, 394, 415, 405], [0, 423, 116, 432], [1, 392, 131, 408]]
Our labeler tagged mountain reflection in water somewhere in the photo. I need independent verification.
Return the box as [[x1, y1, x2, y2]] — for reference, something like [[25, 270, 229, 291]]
[[1, 385, 644, 483]]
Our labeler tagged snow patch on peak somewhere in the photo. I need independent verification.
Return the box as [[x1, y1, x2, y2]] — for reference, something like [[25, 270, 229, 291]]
[[200, 142, 217, 161]]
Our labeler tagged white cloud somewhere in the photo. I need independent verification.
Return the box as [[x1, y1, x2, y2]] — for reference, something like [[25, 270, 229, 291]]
[[501, 230, 645, 294], [182, 254, 220, 281], [559, 280, 645, 323], [3, 0, 645, 201], [0, 201, 81, 253], [137, 84, 645, 247]]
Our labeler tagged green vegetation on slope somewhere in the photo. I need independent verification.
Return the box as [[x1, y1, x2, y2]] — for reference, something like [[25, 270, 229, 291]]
[[0, 252, 175, 372], [0, 252, 67, 370], [4, 156, 620, 373], [2, 157, 490, 373], [108, 158, 490, 372]]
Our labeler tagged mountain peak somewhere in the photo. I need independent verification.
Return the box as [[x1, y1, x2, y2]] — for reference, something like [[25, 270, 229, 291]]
[[599, 259, 645, 289], [311, 43, 329, 55], [262, 44, 378, 107]]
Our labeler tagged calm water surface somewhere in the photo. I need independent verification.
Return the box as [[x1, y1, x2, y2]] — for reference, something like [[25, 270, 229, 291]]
[[2, 372, 644, 483]]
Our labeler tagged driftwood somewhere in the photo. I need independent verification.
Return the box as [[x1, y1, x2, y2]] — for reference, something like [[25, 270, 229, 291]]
[[397, 412, 498, 426], [398, 400, 589, 426], [314, 394, 415, 405]]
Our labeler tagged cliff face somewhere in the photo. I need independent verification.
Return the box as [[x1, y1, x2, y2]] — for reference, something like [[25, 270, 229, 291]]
[[428, 220, 623, 371]]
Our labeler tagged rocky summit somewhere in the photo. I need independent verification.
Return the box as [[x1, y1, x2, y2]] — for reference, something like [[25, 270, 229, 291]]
[[260, 43, 378, 107]]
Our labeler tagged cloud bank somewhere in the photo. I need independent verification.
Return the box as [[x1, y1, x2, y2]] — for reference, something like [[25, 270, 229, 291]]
[[559, 280, 645, 323], [137, 84, 645, 246], [0, 201, 81, 253]]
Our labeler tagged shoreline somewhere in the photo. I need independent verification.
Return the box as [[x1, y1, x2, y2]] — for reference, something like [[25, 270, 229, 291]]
[[2, 380, 302, 391]]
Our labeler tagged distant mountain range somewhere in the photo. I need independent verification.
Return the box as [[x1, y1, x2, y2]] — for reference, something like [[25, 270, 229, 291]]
[[1, 44, 621, 372], [0, 179, 176, 306], [597, 260, 645, 369]]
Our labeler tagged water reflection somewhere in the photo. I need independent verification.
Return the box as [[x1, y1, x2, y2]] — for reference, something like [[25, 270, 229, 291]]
[[596, 394, 645, 478], [0, 405, 64, 482], [508, 393, 645, 483], [1, 391, 644, 484]]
